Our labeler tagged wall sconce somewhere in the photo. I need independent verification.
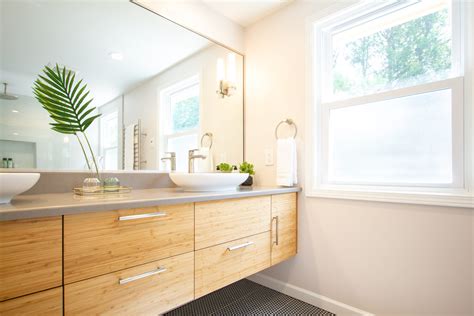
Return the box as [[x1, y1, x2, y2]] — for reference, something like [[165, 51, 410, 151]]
[[216, 53, 237, 98]]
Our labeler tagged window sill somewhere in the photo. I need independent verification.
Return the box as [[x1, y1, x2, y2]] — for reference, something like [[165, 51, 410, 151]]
[[306, 187, 474, 208]]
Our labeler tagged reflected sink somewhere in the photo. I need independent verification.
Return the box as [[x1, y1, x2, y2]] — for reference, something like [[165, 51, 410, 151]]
[[0, 173, 40, 204], [169, 172, 249, 192]]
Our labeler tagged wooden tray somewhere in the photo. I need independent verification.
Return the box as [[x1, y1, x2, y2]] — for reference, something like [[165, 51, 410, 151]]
[[73, 186, 132, 196]]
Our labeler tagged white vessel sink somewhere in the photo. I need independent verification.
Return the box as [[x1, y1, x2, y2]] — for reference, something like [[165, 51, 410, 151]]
[[0, 173, 40, 204], [169, 172, 249, 192]]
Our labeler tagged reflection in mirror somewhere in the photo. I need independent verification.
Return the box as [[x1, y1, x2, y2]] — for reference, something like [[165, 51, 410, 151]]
[[0, 0, 243, 172]]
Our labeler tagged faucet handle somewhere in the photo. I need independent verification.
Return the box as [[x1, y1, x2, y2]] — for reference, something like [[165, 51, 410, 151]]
[[164, 151, 176, 157], [188, 149, 199, 155]]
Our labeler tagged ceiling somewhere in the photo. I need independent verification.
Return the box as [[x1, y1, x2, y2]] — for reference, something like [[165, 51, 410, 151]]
[[0, 0, 211, 106], [202, 0, 294, 27]]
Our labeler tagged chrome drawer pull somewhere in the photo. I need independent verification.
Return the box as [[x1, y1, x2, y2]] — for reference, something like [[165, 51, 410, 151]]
[[118, 212, 166, 221], [273, 216, 279, 246], [227, 241, 254, 251], [119, 267, 167, 285]]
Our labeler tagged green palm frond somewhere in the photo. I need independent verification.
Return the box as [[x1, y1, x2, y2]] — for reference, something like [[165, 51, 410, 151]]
[[33, 64, 101, 135]]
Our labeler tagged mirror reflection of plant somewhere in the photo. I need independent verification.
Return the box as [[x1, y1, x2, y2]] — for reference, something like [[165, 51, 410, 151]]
[[216, 163, 236, 173], [33, 64, 101, 178]]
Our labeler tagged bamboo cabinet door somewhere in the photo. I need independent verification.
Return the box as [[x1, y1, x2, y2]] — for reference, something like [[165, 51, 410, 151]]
[[0, 287, 62, 316], [0, 217, 62, 301], [271, 193, 297, 265]]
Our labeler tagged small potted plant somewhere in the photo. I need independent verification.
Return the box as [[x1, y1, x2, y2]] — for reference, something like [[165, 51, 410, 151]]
[[216, 163, 237, 173], [239, 161, 255, 186], [33, 64, 102, 188]]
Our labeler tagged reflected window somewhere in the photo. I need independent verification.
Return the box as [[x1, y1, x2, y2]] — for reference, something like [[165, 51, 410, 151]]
[[160, 75, 200, 171], [99, 110, 119, 170]]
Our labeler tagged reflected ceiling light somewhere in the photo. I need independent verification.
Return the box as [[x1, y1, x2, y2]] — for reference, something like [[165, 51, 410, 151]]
[[109, 52, 124, 61], [63, 136, 70, 143], [12, 110, 19, 113], [12, 132, 19, 136], [216, 53, 237, 98]]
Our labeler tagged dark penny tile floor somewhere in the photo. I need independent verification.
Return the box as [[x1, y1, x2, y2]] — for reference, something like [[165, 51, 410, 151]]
[[165, 279, 336, 315]]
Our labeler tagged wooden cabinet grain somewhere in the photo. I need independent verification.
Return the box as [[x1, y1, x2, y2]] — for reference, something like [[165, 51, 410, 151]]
[[195, 232, 271, 298], [64, 203, 194, 283], [0, 287, 62, 316], [195, 196, 271, 250], [64, 252, 194, 316], [271, 193, 297, 265], [0, 217, 62, 301]]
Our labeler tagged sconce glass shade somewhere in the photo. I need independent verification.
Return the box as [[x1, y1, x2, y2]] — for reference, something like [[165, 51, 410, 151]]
[[216, 58, 225, 81], [216, 55, 237, 98]]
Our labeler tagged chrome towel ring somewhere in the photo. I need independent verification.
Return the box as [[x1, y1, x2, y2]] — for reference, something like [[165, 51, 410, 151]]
[[275, 119, 297, 139], [200, 132, 213, 149]]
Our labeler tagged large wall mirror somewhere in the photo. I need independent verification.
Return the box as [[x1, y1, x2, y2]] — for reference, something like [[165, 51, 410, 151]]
[[0, 0, 243, 172]]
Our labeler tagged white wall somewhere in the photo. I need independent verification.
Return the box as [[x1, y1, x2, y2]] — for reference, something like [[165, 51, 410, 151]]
[[0, 95, 98, 170], [0, 139, 36, 168], [244, 1, 473, 315], [133, 0, 244, 54], [124, 44, 244, 170]]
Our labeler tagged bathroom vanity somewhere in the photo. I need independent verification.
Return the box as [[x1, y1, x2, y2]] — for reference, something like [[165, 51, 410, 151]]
[[0, 188, 298, 315]]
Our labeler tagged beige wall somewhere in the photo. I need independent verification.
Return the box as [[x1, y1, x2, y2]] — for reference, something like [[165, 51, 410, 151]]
[[244, 1, 473, 315], [133, 0, 244, 54]]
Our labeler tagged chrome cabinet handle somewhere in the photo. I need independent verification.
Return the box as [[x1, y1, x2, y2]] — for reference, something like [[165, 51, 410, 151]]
[[119, 267, 167, 285], [118, 212, 167, 221], [227, 241, 254, 251], [273, 216, 279, 245]]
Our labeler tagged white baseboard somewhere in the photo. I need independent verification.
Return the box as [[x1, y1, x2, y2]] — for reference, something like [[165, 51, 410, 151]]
[[247, 274, 374, 316]]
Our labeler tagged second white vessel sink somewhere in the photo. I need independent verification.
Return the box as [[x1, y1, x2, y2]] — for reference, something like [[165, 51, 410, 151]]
[[0, 173, 40, 204], [169, 172, 249, 192]]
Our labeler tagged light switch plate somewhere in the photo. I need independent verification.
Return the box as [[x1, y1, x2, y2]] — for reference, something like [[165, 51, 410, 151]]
[[264, 148, 274, 166]]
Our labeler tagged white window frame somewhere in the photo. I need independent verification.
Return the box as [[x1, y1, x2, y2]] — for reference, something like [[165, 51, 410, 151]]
[[306, 0, 474, 208], [159, 75, 201, 170], [98, 105, 119, 171]]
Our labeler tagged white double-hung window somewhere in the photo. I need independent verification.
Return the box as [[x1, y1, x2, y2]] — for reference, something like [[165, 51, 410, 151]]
[[309, 0, 473, 207], [160, 75, 200, 172]]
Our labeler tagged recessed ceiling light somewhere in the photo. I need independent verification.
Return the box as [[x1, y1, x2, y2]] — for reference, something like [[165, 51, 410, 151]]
[[109, 52, 124, 61], [12, 110, 19, 113]]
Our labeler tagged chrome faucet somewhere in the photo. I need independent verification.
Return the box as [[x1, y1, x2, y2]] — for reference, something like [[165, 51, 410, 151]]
[[188, 149, 206, 173], [161, 152, 176, 171]]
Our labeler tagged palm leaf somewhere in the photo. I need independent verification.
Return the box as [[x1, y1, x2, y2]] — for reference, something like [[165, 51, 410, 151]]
[[33, 64, 101, 134]]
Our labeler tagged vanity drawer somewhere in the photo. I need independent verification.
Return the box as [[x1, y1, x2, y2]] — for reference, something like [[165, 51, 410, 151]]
[[64, 203, 194, 283], [0, 217, 62, 301], [271, 193, 297, 265], [195, 232, 271, 298], [195, 196, 271, 249], [0, 287, 62, 316], [65, 252, 194, 316]]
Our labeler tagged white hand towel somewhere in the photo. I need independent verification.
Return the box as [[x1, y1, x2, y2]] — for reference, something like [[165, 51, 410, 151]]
[[124, 124, 135, 170], [276, 137, 297, 186], [194, 147, 214, 173]]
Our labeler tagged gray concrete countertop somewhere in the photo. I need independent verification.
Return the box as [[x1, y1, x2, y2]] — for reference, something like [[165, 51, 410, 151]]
[[0, 186, 301, 221]]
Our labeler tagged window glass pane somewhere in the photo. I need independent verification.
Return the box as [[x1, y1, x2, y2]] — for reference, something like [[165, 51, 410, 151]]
[[172, 96, 199, 132], [100, 111, 118, 148], [104, 148, 118, 170], [167, 133, 198, 172], [170, 84, 199, 133], [328, 89, 452, 184], [331, 2, 452, 99]]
